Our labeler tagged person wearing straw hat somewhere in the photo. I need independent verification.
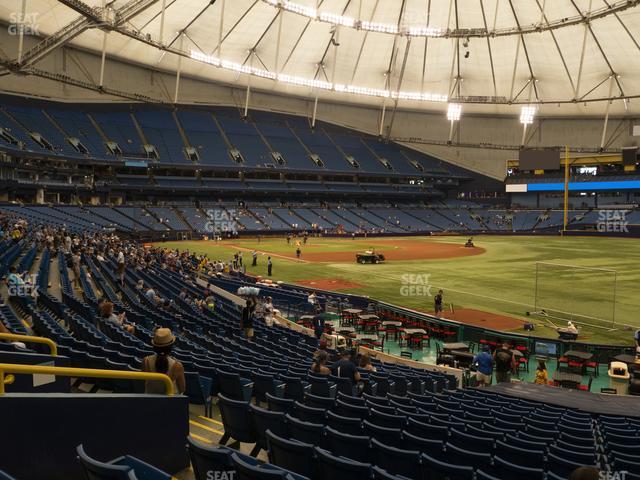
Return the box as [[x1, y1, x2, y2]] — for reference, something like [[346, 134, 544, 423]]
[[142, 328, 185, 394]]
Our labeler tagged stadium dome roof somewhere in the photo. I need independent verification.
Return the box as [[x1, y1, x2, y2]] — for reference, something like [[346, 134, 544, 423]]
[[3, 0, 640, 116]]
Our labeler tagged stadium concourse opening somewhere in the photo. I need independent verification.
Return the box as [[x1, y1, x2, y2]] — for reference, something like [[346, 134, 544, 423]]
[[3, 0, 640, 477]]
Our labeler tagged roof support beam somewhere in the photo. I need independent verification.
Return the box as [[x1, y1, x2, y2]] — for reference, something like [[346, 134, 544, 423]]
[[420, 0, 432, 93], [382, 0, 407, 140], [385, 36, 411, 141], [603, 0, 640, 52], [573, 0, 592, 99], [55, 0, 103, 23], [243, 51, 254, 117], [158, 0, 167, 44], [173, 32, 184, 103], [16, 0, 28, 64], [568, 0, 625, 98], [479, 0, 497, 97], [348, 0, 380, 84], [534, 0, 575, 95], [210, 0, 258, 55], [13, 0, 161, 69], [242, 10, 280, 66], [508, 34, 521, 101], [600, 76, 615, 151], [507, 0, 538, 101]]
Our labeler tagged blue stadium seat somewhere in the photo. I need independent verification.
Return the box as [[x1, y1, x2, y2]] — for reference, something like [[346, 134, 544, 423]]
[[187, 437, 236, 480], [336, 392, 366, 406], [370, 374, 395, 396], [494, 440, 544, 467], [314, 447, 372, 480], [308, 375, 337, 398], [218, 394, 258, 446], [217, 370, 254, 402], [253, 372, 285, 404], [250, 404, 288, 457], [334, 399, 369, 419], [293, 402, 326, 424], [184, 372, 213, 417], [329, 375, 357, 397], [420, 452, 474, 480], [285, 414, 325, 446], [449, 428, 494, 453], [444, 443, 492, 468], [362, 420, 404, 449], [369, 408, 406, 429], [304, 392, 336, 409], [266, 430, 316, 480], [548, 444, 596, 464], [324, 426, 371, 463], [281, 376, 311, 401], [76, 444, 171, 480], [267, 393, 295, 414], [230, 452, 303, 480], [401, 431, 444, 457], [370, 438, 421, 479], [372, 466, 413, 480], [405, 418, 448, 441], [546, 452, 597, 479], [326, 410, 363, 436], [490, 456, 545, 480]]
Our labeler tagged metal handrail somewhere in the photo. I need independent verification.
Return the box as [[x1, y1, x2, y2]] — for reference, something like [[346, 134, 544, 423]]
[[0, 333, 58, 356], [0, 363, 174, 395]]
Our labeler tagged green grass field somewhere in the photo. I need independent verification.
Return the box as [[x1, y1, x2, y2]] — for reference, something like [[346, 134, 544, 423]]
[[158, 235, 640, 346]]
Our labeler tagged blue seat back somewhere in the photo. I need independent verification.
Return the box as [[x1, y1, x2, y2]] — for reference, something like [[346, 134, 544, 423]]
[[266, 430, 316, 479], [315, 447, 371, 480], [218, 394, 257, 444], [76, 445, 135, 480]]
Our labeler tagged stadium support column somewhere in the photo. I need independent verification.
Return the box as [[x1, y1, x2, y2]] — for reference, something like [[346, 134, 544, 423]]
[[243, 50, 254, 118], [217, 0, 225, 57], [16, 0, 27, 63], [159, 0, 166, 43], [311, 95, 319, 129], [599, 76, 615, 151], [563, 145, 569, 233], [174, 33, 184, 103], [98, 32, 108, 88]]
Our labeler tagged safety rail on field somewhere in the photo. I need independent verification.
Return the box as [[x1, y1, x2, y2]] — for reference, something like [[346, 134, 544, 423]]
[[0, 333, 58, 356], [0, 364, 174, 395]]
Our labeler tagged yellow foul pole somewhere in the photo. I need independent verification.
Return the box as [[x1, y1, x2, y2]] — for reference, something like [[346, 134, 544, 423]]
[[563, 145, 570, 233]]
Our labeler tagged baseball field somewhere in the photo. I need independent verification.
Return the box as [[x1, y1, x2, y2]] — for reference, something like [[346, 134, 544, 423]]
[[157, 235, 640, 346]]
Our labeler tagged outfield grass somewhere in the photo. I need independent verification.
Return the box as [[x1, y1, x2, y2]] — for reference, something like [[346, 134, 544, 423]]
[[158, 235, 640, 345]]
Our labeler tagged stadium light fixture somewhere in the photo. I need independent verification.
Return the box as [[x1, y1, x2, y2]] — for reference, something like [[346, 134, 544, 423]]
[[447, 103, 462, 122], [447, 103, 462, 144], [520, 105, 536, 125], [190, 50, 448, 104]]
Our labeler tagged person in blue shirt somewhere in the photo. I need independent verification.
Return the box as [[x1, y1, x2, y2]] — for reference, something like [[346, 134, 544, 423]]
[[473, 345, 494, 387]]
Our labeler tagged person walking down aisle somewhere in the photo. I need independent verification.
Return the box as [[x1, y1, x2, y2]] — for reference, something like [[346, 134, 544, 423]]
[[473, 346, 494, 387], [493, 343, 517, 383]]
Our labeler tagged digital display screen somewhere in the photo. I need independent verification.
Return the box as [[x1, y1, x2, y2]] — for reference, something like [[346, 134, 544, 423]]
[[535, 341, 557, 356]]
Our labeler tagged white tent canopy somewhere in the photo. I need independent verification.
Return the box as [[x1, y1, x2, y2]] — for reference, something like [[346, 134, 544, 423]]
[[1, 0, 640, 115]]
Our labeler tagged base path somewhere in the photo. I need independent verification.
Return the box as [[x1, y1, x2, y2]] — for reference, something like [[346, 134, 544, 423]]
[[272, 240, 485, 263]]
